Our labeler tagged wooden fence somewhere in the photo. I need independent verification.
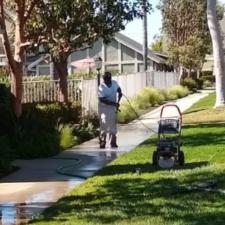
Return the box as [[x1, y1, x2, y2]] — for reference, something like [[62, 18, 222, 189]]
[[22, 71, 179, 111], [22, 79, 82, 103]]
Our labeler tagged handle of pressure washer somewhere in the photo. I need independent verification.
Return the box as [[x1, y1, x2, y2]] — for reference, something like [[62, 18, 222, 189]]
[[160, 104, 182, 124]]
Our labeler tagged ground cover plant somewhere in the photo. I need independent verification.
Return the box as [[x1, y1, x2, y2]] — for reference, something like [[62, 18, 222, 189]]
[[118, 85, 189, 124], [30, 92, 225, 225]]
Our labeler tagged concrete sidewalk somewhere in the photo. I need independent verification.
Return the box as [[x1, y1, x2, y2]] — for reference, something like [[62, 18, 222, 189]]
[[0, 90, 211, 225]]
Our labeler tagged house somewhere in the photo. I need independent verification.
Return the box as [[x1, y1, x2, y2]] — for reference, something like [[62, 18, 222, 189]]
[[26, 33, 171, 76], [0, 9, 170, 76]]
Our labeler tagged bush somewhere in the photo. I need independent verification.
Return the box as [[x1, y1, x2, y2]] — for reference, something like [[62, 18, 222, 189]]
[[135, 87, 165, 109], [118, 101, 140, 124], [60, 125, 75, 149], [200, 75, 214, 82], [181, 78, 197, 92], [160, 89, 169, 101], [14, 131, 61, 158], [196, 78, 204, 89], [35, 102, 82, 125], [0, 136, 14, 176], [168, 85, 189, 99], [203, 80, 212, 88], [147, 88, 165, 106]]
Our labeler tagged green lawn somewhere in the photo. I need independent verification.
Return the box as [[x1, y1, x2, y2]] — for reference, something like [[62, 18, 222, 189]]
[[30, 92, 225, 225], [183, 92, 225, 124]]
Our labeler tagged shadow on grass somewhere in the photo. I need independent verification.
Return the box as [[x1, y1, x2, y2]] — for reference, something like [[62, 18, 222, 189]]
[[95, 161, 209, 176], [30, 169, 225, 225], [182, 123, 225, 147], [183, 108, 206, 114]]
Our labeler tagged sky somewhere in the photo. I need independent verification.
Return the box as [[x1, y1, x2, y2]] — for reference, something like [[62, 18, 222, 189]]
[[122, 0, 225, 46]]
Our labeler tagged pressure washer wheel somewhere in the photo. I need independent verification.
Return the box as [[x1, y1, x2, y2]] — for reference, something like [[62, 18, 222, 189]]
[[158, 157, 175, 169], [178, 151, 185, 165], [152, 151, 158, 166]]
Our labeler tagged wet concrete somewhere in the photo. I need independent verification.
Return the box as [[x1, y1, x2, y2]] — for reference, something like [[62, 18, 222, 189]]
[[0, 91, 211, 225], [0, 150, 124, 225]]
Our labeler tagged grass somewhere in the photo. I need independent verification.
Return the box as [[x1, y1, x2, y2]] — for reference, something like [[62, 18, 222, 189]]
[[30, 92, 225, 225], [30, 128, 225, 225], [183, 92, 225, 124]]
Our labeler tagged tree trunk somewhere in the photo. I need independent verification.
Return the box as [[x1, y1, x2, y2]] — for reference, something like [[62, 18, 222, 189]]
[[187, 68, 191, 78], [143, 0, 148, 72], [178, 65, 184, 83], [2, 16, 24, 118], [207, 0, 225, 107], [10, 63, 23, 118], [54, 60, 69, 103]]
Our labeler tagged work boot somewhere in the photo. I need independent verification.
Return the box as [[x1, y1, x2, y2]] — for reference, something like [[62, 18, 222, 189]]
[[100, 142, 106, 149], [110, 133, 118, 148], [99, 133, 106, 149]]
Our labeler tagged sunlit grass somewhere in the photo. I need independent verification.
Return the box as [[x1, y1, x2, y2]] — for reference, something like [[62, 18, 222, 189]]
[[183, 92, 225, 124], [30, 92, 225, 225]]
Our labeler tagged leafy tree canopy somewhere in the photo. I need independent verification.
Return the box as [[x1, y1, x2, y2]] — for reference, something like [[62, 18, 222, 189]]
[[26, 0, 152, 61], [159, 0, 224, 70], [150, 34, 163, 53]]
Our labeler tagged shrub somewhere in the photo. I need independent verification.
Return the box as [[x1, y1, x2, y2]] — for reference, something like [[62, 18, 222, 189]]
[[135, 87, 165, 108], [60, 125, 75, 149], [135, 93, 151, 109], [118, 101, 140, 124], [196, 78, 204, 89], [200, 75, 214, 82], [73, 113, 99, 143], [36, 102, 82, 125], [160, 89, 169, 101], [203, 80, 212, 88], [146, 88, 165, 106], [181, 78, 197, 92], [14, 130, 61, 158], [0, 136, 14, 176], [168, 85, 189, 99]]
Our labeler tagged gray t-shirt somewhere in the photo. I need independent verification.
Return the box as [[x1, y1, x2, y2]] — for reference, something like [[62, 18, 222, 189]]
[[98, 80, 119, 103]]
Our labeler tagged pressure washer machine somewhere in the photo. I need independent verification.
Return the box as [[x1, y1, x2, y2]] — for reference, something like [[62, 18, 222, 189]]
[[152, 104, 184, 168]]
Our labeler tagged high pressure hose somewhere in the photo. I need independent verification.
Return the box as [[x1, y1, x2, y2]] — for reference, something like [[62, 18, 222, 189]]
[[121, 93, 158, 134]]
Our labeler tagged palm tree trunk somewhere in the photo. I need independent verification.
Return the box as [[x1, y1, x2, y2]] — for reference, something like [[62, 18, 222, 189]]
[[207, 0, 225, 107]]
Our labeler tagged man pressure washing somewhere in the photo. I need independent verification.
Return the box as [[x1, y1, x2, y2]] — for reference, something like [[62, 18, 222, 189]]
[[98, 72, 122, 149]]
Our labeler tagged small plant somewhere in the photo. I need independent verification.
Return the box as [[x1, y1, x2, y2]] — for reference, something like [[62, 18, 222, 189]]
[[135, 87, 165, 109], [168, 85, 189, 99], [118, 101, 140, 123], [60, 125, 75, 149], [203, 80, 212, 88], [181, 78, 197, 92], [160, 89, 169, 101], [146, 87, 165, 106]]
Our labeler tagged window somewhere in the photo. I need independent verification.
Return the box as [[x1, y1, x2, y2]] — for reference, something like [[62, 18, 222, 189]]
[[138, 63, 144, 72], [121, 44, 135, 61], [137, 53, 143, 61], [121, 64, 135, 74], [105, 40, 118, 62], [105, 64, 119, 75], [38, 66, 50, 75]]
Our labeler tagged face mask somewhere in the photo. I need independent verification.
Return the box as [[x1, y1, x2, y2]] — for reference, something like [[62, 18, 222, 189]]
[[104, 78, 111, 85]]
